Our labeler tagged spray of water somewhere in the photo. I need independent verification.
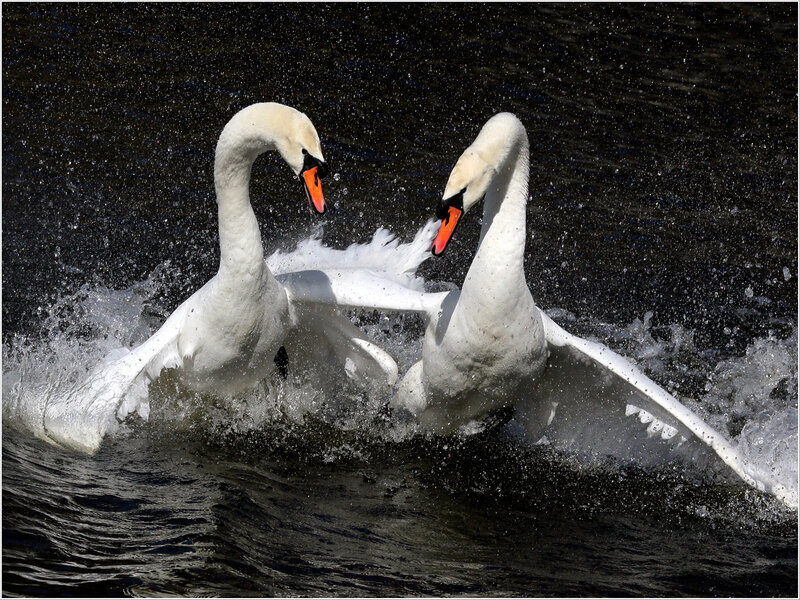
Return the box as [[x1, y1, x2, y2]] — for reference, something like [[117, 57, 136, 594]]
[[3, 242, 797, 511]]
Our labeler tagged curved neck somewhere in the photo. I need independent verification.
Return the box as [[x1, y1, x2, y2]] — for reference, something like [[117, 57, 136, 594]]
[[213, 123, 276, 279], [478, 142, 529, 256], [462, 135, 530, 302]]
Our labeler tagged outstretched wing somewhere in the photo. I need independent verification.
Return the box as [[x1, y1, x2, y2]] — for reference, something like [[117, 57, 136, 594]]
[[277, 267, 451, 389], [270, 220, 449, 316], [525, 309, 794, 507], [42, 298, 192, 454], [272, 221, 447, 386], [278, 269, 449, 316]]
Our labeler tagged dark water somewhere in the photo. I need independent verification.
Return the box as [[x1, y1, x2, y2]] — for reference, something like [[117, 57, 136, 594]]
[[2, 3, 797, 597]]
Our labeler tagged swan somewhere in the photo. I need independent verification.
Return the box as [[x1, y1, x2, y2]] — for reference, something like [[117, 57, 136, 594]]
[[376, 112, 795, 508], [40, 102, 435, 454]]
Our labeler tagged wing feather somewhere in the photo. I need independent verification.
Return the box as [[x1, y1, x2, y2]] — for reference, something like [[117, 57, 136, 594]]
[[534, 308, 794, 506], [42, 300, 191, 453], [278, 269, 448, 316]]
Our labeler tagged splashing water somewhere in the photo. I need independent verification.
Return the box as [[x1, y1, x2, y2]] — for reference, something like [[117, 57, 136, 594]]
[[2, 243, 797, 512], [702, 330, 799, 504], [543, 309, 798, 506], [2, 263, 179, 445]]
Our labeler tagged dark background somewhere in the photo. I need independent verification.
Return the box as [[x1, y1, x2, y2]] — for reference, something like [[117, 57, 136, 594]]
[[3, 3, 796, 352]]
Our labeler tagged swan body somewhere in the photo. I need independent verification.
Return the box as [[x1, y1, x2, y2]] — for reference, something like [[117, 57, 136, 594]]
[[40, 103, 433, 454], [394, 114, 548, 430], [388, 113, 796, 508]]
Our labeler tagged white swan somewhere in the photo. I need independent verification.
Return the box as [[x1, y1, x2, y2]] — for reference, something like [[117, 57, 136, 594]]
[[381, 112, 795, 508], [40, 102, 435, 454]]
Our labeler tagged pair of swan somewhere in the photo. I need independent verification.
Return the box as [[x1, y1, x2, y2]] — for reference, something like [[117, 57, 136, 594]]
[[39, 103, 793, 508]]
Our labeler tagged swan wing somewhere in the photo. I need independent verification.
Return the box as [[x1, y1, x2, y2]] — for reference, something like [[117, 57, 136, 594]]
[[268, 220, 438, 286], [278, 269, 449, 316], [272, 219, 448, 316], [277, 266, 446, 388], [41, 298, 192, 454], [281, 304, 398, 388], [531, 308, 792, 506]]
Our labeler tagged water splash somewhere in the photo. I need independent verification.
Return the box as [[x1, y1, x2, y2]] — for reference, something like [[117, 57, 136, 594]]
[[3, 260, 797, 511], [2, 263, 179, 447], [702, 330, 798, 505], [548, 309, 797, 506]]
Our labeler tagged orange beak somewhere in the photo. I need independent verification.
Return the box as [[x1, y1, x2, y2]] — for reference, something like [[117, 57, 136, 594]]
[[302, 166, 326, 214], [431, 205, 463, 256]]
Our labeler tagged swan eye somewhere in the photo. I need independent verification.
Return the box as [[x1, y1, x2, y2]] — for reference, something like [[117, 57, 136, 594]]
[[436, 190, 465, 220], [300, 151, 329, 179], [301, 148, 308, 155]]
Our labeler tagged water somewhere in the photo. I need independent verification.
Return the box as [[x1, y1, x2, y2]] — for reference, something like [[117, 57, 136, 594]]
[[3, 3, 797, 596]]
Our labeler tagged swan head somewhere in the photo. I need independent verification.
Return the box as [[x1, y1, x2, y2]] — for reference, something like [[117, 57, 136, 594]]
[[219, 103, 330, 214], [271, 107, 329, 215], [432, 113, 525, 256]]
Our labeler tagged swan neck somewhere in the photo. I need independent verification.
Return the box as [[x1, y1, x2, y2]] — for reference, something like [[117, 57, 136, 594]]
[[213, 122, 279, 277], [460, 136, 530, 316], [473, 136, 529, 272]]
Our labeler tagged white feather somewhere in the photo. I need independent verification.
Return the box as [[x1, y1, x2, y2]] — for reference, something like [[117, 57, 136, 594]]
[[267, 220, 438, 291]]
